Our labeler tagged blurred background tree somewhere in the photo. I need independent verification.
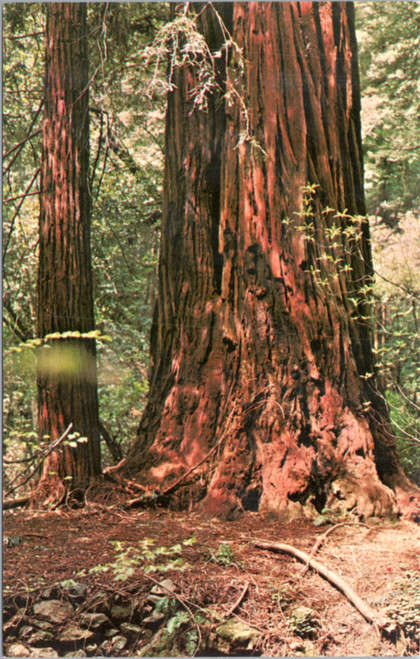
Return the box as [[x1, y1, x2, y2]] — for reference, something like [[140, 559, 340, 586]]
[[3, 3, 169, 489], [358, 1, 420, 484]]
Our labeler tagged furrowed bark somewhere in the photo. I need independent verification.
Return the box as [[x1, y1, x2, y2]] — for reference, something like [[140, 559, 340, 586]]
[[126, 2, 419, 521], [36, 3, 101, 502]]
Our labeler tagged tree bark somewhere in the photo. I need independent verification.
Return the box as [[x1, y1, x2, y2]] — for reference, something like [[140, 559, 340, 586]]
[[126, 2, 419, 521], [36, 2, 101, 502]]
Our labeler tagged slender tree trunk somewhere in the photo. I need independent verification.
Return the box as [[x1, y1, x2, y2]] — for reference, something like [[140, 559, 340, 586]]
[[126, 2, 419, 521], [36, 3, 101, 503]]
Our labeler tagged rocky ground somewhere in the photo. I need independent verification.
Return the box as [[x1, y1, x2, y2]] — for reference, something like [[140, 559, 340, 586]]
[[3, 499, 420, 657]]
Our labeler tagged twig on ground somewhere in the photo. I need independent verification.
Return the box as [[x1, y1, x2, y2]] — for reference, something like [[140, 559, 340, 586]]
[[225, 582, 249, 617], [255, 540, 394, 636], [298, 522, 370, 577], [3, 496, 30, 510]]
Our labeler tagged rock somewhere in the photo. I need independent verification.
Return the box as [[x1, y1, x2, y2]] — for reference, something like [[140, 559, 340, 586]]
[[85, 591, 109, 613], [80, 612, 111, 630], [150, 578, 177, 595], [59, 625, 94, 641], [110, 603, 134, 620], [104, 628, 120, 637], [6, 643, 31, 657], [62, 581, 89, 601], [111, 635, 127, 650], [84, 644, 98, 654], [28, 629, 54, 643], [143, 610, 166, 629], [31, 649, 59, 658], [120, 622, 142, 635], [148, 578, 177, 604], [18, 625, 34, 639], [33, 599, 74, 624], [64, 651, 87, 658], [216, 619, 259, 647], [29, 619, 54, 631], [137, 629, 173, 657]]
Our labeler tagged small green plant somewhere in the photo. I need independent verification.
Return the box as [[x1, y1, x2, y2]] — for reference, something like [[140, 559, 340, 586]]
[[165, 610, 208, 656], [154, 596, 176, 616], [3, 535, 22, 548], [377, 571, 420, 643], [270, 583, 296, 608], [90, 535, 197, 581], [312, 507, 343, 526], [213, 543, 236, 566], [288, 606, 320, 638], [166, 610, 190, 635]]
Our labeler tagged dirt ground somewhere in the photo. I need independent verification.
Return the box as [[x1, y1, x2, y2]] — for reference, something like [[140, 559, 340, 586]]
[[3, 495, 420, 657]]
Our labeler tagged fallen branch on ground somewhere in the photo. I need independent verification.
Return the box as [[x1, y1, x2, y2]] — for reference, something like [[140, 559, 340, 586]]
[[3, 496, 30, 510], [225, 582, 249, 617], [297, 522, 369, 578], [255, 540, 394, 635]]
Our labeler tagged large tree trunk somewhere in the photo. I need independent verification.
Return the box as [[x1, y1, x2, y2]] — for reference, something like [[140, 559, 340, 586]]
[[36, 3, 101, 503], [126, 2, 419, 520]]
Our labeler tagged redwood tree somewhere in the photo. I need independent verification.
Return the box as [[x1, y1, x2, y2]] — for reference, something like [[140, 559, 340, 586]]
[[36, 3, 101, 502], [126, 2, 419, 520]]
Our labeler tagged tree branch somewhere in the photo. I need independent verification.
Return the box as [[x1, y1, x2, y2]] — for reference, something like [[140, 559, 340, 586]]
[[2, 130, 42, 163], [2, 98, 43, 174], [297, 522, 369, 578], [4, 189, 41, 205], [4, 424, 73, 498], [255, 540, 394, 635], [225, 582, 249, 617], [2, 166, 41, 264], [3, 496, 30, 510], [2, 303, 31, 343]]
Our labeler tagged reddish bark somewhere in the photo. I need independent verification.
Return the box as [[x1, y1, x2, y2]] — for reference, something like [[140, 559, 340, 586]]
[[36, 3, 101, 502], [126, 2, 419, 520]]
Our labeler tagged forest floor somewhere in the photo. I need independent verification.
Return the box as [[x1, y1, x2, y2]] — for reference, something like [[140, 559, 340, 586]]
[[3, 492, 420, 658]]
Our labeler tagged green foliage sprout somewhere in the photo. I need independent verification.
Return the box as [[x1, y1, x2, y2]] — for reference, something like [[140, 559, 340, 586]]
[[212, 543, 236, 566], [90, 535, 197, 581]]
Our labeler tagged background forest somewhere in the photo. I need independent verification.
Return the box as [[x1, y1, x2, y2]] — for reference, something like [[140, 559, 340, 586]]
[[3, 1, 420, 496]]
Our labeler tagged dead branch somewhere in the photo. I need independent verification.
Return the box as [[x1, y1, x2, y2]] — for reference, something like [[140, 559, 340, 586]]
[[225, 582, 249, 617], [3, 496, 30, 510], [4, 423, 73, 497], [255, 540, 394, 635], [298, 522, 370, 577], [103, 457, 127, 474], [3, 166, 41, 263], [99, 420, 124, 462], [4, 189, 41, 205], [2, 97, 43, 170]]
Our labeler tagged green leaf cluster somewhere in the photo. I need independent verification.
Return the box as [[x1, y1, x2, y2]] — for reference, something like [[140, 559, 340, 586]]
[[90, 535, 197, 581]]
